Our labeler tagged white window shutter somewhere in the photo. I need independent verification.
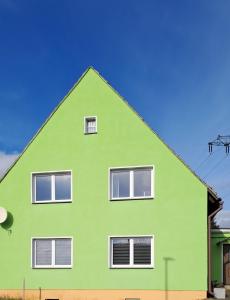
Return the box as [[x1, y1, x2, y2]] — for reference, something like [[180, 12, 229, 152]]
[[35, 239, 52, 266], [55, 239, 72, 265]]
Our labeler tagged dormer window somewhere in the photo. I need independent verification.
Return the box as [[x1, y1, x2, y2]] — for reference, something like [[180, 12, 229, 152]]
[[84, 116, 97, 134]]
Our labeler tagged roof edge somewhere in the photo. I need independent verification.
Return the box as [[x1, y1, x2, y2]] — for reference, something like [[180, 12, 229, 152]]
[[0, 67, 92, 183], [91, 68, 216, 192]]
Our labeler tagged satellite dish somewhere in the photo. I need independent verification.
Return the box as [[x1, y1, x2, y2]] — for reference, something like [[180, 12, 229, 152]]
[[0, 207, 7, 223]]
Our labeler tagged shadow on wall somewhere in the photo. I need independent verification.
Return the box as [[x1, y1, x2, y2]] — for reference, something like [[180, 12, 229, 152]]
[[1, 211, 14, 233], [163, 257, 175, 300]]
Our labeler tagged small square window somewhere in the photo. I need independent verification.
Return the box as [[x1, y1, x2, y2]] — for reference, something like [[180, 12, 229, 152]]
[[84, 116, 97, 134]]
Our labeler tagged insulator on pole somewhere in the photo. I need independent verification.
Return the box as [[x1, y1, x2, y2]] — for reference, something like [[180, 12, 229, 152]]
[[208, 143, 212, 153], [208, 135, 230, 154]]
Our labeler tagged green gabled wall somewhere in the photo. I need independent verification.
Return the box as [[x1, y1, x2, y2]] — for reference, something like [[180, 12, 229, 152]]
[[0, 68, 207, 290]]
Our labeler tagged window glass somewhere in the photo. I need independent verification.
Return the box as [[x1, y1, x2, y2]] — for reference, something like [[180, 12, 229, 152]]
[[112, 238, 130, 265], [133, 237, 151, 265], [36, 175, 52, 201], [85, 117, 97, 133], [112, 171, 130, 198], [55, 239, 71, 265], [55, 174, 71, 200], [133, 169, 151, 197], [35, 239, 52, 266]]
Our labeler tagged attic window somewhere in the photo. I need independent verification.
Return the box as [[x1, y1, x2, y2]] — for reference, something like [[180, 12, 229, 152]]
[[84, 116, 97, 134]]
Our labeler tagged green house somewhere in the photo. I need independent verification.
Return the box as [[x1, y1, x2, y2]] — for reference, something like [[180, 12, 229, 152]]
[[0, 67, 222, 300]]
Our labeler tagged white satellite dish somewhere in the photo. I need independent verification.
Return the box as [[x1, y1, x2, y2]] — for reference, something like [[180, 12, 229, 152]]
[[0, 207, 7, 223]]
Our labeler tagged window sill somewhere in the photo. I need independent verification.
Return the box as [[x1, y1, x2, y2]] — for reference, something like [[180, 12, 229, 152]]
[[110, 196, 154, 201], [84, 132, 97, 135], [32, 200, 72, 204], [33, 265, 72, 269], [110, 265, 154, 269]]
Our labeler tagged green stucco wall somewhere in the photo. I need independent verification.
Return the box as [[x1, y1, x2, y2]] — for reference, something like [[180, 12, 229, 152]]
[[211, 230, 230, 284], [0, 68, 207, 291]]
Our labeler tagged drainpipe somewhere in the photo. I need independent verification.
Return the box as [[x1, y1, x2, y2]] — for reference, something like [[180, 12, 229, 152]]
[[208, 201, 223, 296]]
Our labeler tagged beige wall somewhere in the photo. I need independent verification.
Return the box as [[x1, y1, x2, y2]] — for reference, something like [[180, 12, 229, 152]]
[[0, 289, 206, 300]]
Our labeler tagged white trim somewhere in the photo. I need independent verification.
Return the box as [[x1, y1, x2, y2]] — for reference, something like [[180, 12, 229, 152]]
[[31, 170, 73, 204], [108, 235, 154, 269], [51, 175, 55, 203], [222, 243, 225, 283], [130, 238, 134, 265], [84, 116, 97, 134], [108, 165, 154, 201], [212, 229, 230, 233], [31, 236, 73, 269]]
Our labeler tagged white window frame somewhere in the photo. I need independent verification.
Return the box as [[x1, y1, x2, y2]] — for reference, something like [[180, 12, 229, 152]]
[[31, 237, 73, 269], [109, 166, 154, 200], [31, 170, 73, 204], [109, 235, 154, 269], [84, 116, 97, 134]]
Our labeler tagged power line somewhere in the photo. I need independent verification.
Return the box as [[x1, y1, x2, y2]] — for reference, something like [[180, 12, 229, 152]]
[[194, 147, 221, 172], [194, 154, 211, 172], [203, 155, 227, 180]]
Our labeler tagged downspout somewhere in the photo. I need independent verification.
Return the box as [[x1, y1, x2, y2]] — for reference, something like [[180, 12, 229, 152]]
[[208, 201, 223, 295]]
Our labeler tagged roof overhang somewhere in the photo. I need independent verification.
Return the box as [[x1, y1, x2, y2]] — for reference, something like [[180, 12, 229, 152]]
[[208, 188, 223, 217], [217, 237, 230, 246]]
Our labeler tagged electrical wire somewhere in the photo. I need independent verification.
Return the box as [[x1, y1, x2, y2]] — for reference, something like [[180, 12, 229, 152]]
[[194, 147, 222, 172], [203, 155, 227, 180], [194, 154, 211, 171]]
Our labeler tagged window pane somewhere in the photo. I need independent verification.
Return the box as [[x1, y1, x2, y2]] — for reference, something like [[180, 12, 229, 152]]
[[112, 171, 130, 198], [55, 239, 71, 265], [86, 118, 96, 133], [35, 239, 52, 266], [133, 237, 151, 265], [112, 238, 130, 265], [55, 174, 71, 200], [134, 169, 151, 197], [35, 175, 52, 201]]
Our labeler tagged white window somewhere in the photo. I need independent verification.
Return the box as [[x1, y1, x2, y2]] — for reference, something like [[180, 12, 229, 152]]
[[32, 238, 72, 268], [110, 236, 153, 268], [110, 167, 153, 200], [32, 171, 72, 203], [84, 116, 97, 134]]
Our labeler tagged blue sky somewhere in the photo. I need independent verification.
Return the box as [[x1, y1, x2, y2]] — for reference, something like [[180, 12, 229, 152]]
[[0, 0, 230, 223]]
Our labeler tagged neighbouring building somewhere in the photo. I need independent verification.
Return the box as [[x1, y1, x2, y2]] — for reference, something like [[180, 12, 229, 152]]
[[212, 229, 230, 286], [0, 67, 222, 300]]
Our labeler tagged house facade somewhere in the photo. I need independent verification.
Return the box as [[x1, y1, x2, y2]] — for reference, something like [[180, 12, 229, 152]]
[[0, 68, 221, 300]]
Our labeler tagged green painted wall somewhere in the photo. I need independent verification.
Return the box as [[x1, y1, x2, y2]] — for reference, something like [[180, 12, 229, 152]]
[[211, 231, 230, 284], [0, 68, 207, 291]]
